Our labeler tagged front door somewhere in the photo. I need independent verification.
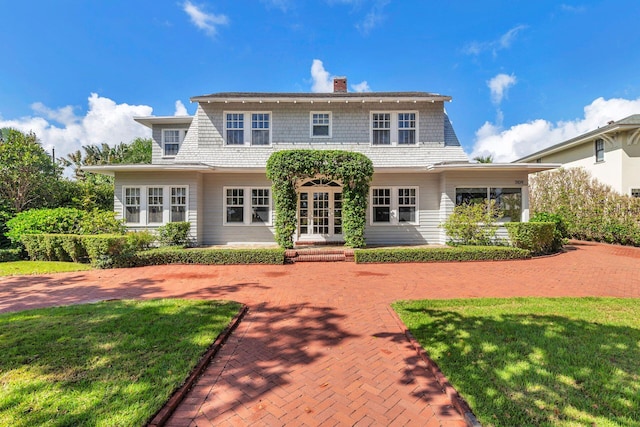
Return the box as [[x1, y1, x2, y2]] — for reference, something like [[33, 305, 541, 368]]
[[298, 189, 343, 241]]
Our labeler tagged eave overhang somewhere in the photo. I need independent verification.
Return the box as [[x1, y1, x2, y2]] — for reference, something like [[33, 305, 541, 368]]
[[426, 162, 560, 174], [133, 116, 193, 129], [81, 163, 214, 177], [190, 92, 451, 105]]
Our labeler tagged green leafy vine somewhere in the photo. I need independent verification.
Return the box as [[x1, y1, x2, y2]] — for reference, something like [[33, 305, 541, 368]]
[[266, 150, 374, 248]]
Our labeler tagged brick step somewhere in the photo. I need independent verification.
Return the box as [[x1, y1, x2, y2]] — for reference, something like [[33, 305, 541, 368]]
[[294, 253, 346, 262]]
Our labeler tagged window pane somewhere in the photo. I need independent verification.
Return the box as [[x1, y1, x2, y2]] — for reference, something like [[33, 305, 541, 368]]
[[226, 188, 244, 223], [595, 139, 604, 162], [251, 189, 270, 223], [226, 113, 244, 145], [125, 207, 140, 223], [227, 130, 244, 145], [124, 188, 141, 223], [398, 207, 415, 222], [148, 187, 163, 223], [171, 206, 186, 222], [491, 188, 522, 222], [164, 143, 179, 156], [226, 207, 243, 223], [313, 125, 329, 136], [372, 113, 391, 145], [398, 130, 415, 145], [374, 207, 390, 223], [170, 187, 187, 222], [372, 130, 390, 145], [456, 188, 487, 205], [164, 130, 180, 143], [252, 129, 270, 145]]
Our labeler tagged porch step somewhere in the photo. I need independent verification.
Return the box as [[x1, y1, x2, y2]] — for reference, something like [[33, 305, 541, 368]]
[[285, 248, 355, 263]]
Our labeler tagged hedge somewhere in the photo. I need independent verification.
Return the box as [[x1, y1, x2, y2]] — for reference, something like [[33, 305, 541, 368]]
[[21, 234, 129, 268], [126, 247, 286, 266], [504, 222, 559, 255], [354, 246, 531, 263], [0, 248, 22, 262]]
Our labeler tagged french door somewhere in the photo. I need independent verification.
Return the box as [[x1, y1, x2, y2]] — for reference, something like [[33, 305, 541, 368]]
[[297, 190, 343, 241]]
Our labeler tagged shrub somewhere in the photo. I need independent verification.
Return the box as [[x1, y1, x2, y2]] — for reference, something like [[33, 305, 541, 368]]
[[156, 222, 191, 247], [6, 208, 124, 244], [127, 247, 286, 267], [0, 248, 22, 262], [354, 246, 530, 263], [504, 222, 558, 255], [441, 200, 503, 245], [126, 231, 156, 251], [81, 235, 129, 269]]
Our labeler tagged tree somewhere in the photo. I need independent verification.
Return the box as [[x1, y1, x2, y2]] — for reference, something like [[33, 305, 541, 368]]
[[0, 128, 62, 213], [473, 154, 494, 163]]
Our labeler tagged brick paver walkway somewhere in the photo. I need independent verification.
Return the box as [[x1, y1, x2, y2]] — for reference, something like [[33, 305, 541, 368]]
[[1, 241, 639, 426]]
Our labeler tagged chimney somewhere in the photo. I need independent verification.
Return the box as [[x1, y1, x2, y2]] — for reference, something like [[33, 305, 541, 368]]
[[333, 77, 347, 93]]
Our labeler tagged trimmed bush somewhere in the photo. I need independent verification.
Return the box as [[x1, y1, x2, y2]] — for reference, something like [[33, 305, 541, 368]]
[[81, 235, 130, 269], [504, 222, 558, 255], [127, 247, 286, 267], [157, 222, 191, 247], [354, 246, 530, 263], [440, 200, 502, 246], [20, 234, 83, 262], [0, 248, 22, 262]]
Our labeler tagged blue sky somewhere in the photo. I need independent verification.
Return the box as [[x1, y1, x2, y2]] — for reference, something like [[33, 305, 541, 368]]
[[1, 0, 640, 163]]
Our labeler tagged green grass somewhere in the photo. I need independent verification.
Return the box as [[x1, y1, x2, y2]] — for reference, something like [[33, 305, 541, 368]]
[[0, 299, 241, 426], [393, 297, 640, 427], [0, 261, 93, 276]]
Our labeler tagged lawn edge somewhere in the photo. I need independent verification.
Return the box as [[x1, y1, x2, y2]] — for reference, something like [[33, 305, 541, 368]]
[[147, 303, 249, 427], [387, 305, 482, 427]]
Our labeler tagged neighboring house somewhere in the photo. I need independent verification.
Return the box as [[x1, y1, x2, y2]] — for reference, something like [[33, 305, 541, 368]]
[[85, 78, 556, 246], [516, 114, 640, 197]]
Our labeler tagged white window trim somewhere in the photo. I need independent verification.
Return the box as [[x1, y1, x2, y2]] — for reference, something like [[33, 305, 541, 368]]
[[162, 129, 186, 158], [370, 111, 419, 146], [454, 186, 523, 223], [223, 186, 272, 226], [121, 185, 189, 226], [310, 111, 332, 139], [369, 186, 419, 226], [223, 111, 272, 146]]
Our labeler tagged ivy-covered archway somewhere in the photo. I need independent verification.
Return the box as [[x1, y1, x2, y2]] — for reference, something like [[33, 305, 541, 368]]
[[266, 150, 374, 248]]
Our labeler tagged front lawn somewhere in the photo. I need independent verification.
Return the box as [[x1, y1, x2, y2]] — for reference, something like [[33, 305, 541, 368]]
[[0, 261, 93, 276], [0, 299, 241, 426], [393, 297, 639, 427]]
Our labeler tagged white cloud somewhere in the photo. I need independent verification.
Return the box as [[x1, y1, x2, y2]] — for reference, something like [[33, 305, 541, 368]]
[[471, 96, 640, 162], [488, 73, 517, 104], [0, 93, 152, 162], [174, 100, 188, 116], [182, 1, 229, 37], [464, 24, 527, 56], [351, 81, 371, 93], [356, 0, 389, 35], [310, 59, 371, 93], [311, 60, 333, 93]]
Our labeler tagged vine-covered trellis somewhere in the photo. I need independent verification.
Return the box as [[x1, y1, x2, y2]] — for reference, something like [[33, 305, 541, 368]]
[[265, 150, 374, 248]]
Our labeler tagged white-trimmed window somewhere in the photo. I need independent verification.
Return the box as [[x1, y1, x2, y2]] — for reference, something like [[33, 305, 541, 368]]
[[171, 187, 187, 222], [162, 129, 185, 157], [224, 112, 271, 146], [122, 185, 189, 225], [370, 187, 419, 225], [371, 113, 391, 145], [224, 187, 271, 225], [371, 112, 418, 146], [148, 187, 164, 224], [311, 112, 331, 138], [124, 187, 141, 224], [595, 139, 604, 162], [455, 187, 522, 222]]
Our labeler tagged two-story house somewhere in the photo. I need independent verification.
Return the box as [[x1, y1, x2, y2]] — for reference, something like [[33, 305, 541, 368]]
[[86, 78, 556, 246], [516, 114, 640, 196]]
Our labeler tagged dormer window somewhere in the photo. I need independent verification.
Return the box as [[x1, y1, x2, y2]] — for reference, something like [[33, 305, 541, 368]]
[[225, 112, 271, 146], [162, 129, 185, 157]]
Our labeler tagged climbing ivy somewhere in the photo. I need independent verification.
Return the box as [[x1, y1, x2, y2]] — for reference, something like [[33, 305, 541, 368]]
[[265, 150, 374, 248]]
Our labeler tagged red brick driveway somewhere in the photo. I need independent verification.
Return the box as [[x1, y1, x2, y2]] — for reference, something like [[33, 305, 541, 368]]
[[1, 241, 639, 426]]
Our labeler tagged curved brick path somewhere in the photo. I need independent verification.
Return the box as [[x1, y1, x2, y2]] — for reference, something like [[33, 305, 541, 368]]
[[1, 241, 639, 426]]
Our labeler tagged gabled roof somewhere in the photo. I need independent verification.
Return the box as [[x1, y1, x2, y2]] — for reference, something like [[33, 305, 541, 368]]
[[190, 91, 451, 104], [515, 114, 640, 162]]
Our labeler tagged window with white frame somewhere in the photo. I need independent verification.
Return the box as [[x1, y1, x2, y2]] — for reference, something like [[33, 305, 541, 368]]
[[370, 187, 419, 225], [124, 187, 141, 224], [225, 112, 271, 146], [224, 187, 271, 225], [371, 113, 391, 145], [595, 139, 604, 162], [162, 129, 184, 157], [147, 187, 164, 223], [311, 112, 331, 137], [171, 187, 187, 222], [455, 187, 522, 222], [122, 185, 189, 225], [371, 112, 418, 146], [398, 113, 416, 145]]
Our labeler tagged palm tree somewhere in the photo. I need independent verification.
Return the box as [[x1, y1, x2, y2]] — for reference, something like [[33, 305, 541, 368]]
[[473, 154, 494, 163]]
